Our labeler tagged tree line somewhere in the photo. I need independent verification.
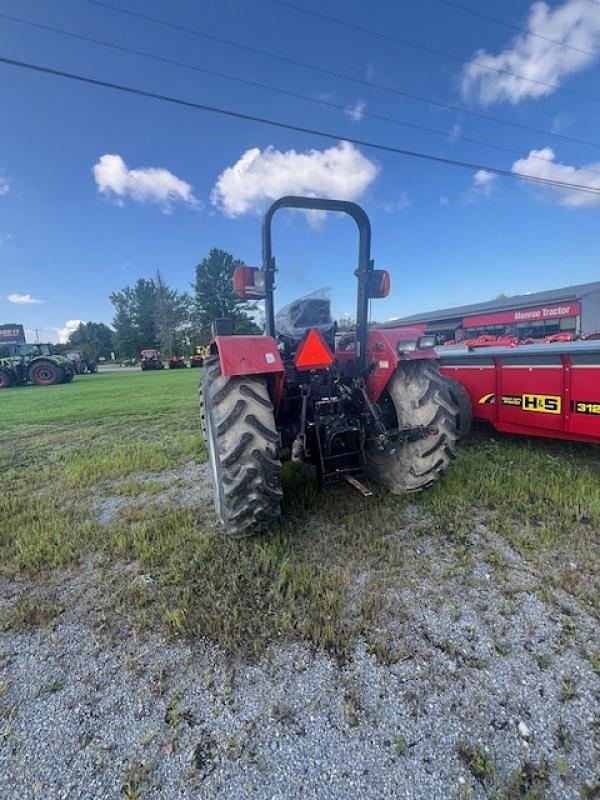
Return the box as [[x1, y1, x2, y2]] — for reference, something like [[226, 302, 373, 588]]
[[59, 249, 261, 360]]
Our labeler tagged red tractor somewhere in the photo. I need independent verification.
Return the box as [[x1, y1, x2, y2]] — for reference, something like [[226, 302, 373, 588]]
[[140, 349, 164, 370], [168, 354, 186, 369], [200, 196, 458, 538]]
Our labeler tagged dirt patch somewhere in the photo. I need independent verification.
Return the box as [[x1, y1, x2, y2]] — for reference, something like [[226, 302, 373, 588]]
[[92, 461, 213, 525]]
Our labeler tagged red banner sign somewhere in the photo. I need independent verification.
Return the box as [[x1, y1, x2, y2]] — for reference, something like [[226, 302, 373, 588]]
[[464, 302, 580, 329]]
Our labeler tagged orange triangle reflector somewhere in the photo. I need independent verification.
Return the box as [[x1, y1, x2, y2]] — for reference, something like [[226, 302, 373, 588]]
[[294, 328, 334, 371]]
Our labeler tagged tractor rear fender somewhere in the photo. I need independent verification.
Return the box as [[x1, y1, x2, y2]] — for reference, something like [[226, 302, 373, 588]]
[[365, 326, 437, 404], [212, 335, 285, 407]]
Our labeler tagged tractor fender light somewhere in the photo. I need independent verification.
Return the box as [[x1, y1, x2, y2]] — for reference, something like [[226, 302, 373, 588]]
[[397, 335, 436, 354], [396, 340, 417, 354]]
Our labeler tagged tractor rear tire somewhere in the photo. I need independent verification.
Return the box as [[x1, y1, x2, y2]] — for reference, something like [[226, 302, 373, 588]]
[[0, 367, 14, 389], [199, 355, 283, 538], [29, 361, 64, 386], [365, 360, 458, 494], [442, 376, 473, 440]]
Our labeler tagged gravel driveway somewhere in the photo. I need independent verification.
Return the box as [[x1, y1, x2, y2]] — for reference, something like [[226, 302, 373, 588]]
[[1, 541, 598, 800]]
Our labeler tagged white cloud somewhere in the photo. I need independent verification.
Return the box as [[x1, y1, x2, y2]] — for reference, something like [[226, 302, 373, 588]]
[[0, 176, 9, 196], [344, 99, 366, 123], [511, 147, 600, 207], [464, 170, 497, 203], [473, 170, 497, 194], [449, 123, 462, 142], [58, 319, 84, 344], [6, 293, 45, 304], [379, 193, 410, 213], [93, 154, 198, 212], [461, 0, 600, 104], [439, 195, 450, 206], [317, 90, 335, 103], [211, 141, 379, 226]]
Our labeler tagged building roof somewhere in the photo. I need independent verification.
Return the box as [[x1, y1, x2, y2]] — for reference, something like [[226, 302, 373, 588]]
[[384, 281, 600, 326]]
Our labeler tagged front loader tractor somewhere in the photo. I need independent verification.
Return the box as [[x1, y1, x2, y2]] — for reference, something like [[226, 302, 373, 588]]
[[200, 196, 458, 538]]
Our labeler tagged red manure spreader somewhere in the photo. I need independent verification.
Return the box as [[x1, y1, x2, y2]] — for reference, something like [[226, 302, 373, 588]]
[[438, 340, 600, 445], [200, 196, 460, 538]]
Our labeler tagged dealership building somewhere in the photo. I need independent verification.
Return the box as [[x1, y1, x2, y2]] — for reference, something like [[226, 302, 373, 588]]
[[387, 281, 600, 343]]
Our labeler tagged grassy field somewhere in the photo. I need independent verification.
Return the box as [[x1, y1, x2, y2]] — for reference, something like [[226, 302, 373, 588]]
[[1, 368, 599, 659]]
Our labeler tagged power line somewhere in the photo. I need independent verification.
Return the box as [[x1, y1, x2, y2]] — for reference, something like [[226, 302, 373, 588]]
[[437, 0, 600, 59], [5, 11, 599, 175], [2, 54, 600, 197], [84, 0, 600, 151], [272, 0, 600, 103]]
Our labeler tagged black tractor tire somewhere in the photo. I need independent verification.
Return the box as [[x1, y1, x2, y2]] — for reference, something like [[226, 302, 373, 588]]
[[199, 355, 283, 538], [365, 360, 458, 494], [28, 360, 64, 386], [63, 370, 75, 383], [0, 367, 15, 389], [442, 376, 473, 440]]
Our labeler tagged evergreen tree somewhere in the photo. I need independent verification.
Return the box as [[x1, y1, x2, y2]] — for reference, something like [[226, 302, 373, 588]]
[[193, 248, 260, 341], [65, 322, 114, 360], [110, 279, 159, 357], [154, 269, 192, 357]]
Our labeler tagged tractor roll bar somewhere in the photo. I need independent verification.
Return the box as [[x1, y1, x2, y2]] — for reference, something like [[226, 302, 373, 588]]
[[261, 196, 373, 373]]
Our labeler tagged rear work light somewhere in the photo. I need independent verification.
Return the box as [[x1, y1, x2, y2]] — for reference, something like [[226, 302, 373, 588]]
[[366, 269, 391, 299], [233, 266, 266, 300], [294, 328, 334, 371]]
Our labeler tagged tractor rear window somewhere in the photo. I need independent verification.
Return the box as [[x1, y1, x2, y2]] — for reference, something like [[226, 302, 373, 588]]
[[275, 288, 333, 342]]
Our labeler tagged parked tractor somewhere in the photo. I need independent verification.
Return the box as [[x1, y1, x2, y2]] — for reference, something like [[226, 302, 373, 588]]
[[200, 196, 458, 538], [140, 349, 164, 370], [190, 346, 209, 368], [168, 354, 186, 369], [65, 349, 98, 374], [0, 343, 75, 388]]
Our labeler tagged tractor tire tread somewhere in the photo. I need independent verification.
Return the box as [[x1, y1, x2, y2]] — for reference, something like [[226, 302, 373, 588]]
[[365, 360, 458, 494], [442, 376, 473, 440], [0, 367, 15, 389], [200, 357, 282, 538]]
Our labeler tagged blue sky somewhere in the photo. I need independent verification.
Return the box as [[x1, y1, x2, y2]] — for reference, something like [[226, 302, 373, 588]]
[[1, 0, 599, 341]]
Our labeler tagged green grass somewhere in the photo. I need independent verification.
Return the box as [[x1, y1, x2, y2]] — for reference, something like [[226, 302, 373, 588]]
[[0, 368, 599, 657], [0, 368, 199, 431]]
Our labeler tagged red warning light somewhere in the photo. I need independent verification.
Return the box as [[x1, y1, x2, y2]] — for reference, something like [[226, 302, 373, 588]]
[[294, 328, 334, 371]]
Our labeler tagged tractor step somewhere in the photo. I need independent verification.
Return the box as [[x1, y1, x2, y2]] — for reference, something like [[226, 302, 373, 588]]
[[343, 474, 373, 497]]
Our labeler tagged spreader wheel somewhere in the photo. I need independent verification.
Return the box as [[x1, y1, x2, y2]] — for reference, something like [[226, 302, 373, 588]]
[[199, 355, 283, 538], [442, 376, 473, 440], [365, 360, 458, 493], [0, 368, 14, 389], [29, 361, 64, 386]]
